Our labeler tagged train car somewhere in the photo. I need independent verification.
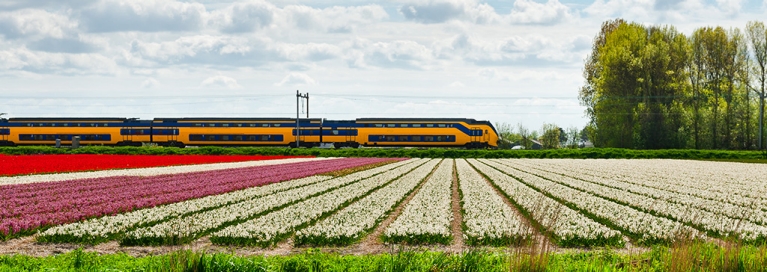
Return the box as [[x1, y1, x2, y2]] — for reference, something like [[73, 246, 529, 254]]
[[152, 118, 323, 147], [355, 118, 498, 149], [0, 117, 10, 146], [1, 117, 152, 146], [317, 120, 360, 148]]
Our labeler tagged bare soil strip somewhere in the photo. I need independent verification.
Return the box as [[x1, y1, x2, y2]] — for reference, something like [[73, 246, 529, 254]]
[[450, 159, 465, 251]]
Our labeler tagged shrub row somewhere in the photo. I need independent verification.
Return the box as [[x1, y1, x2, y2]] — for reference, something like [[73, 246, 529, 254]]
[[2, 146, 767, 160]]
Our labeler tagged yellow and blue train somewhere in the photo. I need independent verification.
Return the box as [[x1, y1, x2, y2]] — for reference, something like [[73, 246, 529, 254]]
[[0, 117, 498, 149]]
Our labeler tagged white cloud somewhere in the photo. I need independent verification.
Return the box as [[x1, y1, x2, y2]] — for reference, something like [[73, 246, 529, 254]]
[[716, 0, 742, 16], [0, 48, 117, 75], [0, 9, 77, 39], [80, 0, 206, 32], [344, 38, 435, 69], [275, 72, 317, 86], [280, 4, 388, 32], [398, 0, 501, 24], [202, 75, 241, 88], [209, 0, 274, 33], [507, 0, 572, 25], [141, 78, 160, 89], [584, 0, 654, 18], [129, 35, 268, 65]]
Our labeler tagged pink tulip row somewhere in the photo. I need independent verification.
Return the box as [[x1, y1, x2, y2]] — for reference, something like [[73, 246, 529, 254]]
[[0, 157, 398, 237]]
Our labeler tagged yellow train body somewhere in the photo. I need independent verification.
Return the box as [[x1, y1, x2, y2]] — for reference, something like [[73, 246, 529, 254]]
[[0, 117, 498, 149]]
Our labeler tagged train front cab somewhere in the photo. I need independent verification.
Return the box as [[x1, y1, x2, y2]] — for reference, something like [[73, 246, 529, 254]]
[[4, 118, 151, 146], [355, 118, 498, 149]]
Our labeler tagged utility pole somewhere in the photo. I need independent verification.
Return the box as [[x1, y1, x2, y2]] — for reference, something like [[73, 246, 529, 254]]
[[296, 90, 309, 148]]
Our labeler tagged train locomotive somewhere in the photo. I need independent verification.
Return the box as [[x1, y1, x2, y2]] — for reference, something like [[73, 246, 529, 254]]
[[0, 117, 498, 149]]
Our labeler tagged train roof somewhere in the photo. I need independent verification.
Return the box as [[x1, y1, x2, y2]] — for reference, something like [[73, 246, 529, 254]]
[[154, 117, 322, 122], [356, 118, 497, 133], [8, 117, 134, 122]]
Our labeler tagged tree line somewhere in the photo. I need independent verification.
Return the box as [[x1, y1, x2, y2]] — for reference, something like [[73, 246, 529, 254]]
[[579, 19, 767, 150]]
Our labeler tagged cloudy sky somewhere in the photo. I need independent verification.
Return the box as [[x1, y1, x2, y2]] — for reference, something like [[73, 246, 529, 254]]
[[1, 0, 766, 131]]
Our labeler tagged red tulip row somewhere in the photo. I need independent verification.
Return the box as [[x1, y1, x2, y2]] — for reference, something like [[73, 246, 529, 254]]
[[0, 157, 398, 237], [0, 154, 311, 176]]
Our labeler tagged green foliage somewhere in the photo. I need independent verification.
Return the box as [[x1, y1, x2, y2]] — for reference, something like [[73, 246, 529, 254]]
[[3, 146, 767, 161], [2, 244, 766, 271], [581, 19, 765, 151]]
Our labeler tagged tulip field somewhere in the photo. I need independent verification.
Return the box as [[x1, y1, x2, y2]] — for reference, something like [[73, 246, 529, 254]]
[[2, 155, 767, 251]]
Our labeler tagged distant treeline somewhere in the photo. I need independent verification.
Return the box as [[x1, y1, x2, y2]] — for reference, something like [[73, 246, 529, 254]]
[[1, 146, 766, 160], [580, 19, 767, 150]]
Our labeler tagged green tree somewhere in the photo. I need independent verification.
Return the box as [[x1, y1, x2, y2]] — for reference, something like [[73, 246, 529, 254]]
[[747, 21, 767, 150], [540, 123, 561, 149], [580, 19, 626, 147]]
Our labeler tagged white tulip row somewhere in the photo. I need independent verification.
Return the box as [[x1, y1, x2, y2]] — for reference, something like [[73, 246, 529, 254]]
[[121, 158, 423, 245], [468, 159, 622, 247], [543, 159, 767, 207], [209, 159, 431, 247], [39, 175, 332, 242], [455, 159, 531, 245], [1, 157, 328, 186], [507, 159, 767, 241], [516, 160, 767, 226], [482, 159, 695, 245], [295, 159, 441, 246], [383, 159, 454, 244]]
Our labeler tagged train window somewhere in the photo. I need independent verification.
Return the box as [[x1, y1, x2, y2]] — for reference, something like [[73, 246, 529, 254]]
[[222, 124, 229, 127], [436, 136, 444, 141], [412, 136, 422, 141], [207, 123, 216, 127], [194, 123, 203, 127], [425, 136, 434, 141], [189, 135, 201, 141], [236, 123, 243, 127], [412, 124, 421, 127], [261, 123, 269, 127], [274, 124, 281, 127], [387, 124, 395, 127], [438, 124, 446, 128], [398, 136, 408, 141], [261, 135, 269, 141], [375, 124, 383, 127], [386, 136, 396, 141], [221, 136, 230, 141], [426, 124, 434, 127], [207, 135, 215, 141], [234, 135, 243, 141], [332, 130, 339, 135]]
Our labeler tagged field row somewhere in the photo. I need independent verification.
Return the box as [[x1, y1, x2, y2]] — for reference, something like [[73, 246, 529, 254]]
[[0, 157, 395, 239], [6, 158, 767, 248]]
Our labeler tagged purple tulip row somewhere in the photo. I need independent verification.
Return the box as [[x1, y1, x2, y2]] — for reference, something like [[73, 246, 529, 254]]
[[0, 157, 398, 237]]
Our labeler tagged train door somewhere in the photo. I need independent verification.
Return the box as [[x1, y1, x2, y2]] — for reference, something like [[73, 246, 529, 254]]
[[168, 127, 179, 142], [345, 129, 356, 144], [122, 126, 133, 142], [470, 127, 482, 144]]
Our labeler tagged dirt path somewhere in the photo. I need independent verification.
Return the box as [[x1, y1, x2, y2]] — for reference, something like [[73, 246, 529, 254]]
[[450, 159, 465, 252]]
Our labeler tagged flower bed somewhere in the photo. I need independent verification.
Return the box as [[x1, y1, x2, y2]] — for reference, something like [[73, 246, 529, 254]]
[[0, 154, 311, 176], [0, 158, 394, 238]]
